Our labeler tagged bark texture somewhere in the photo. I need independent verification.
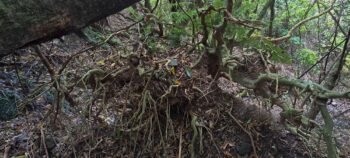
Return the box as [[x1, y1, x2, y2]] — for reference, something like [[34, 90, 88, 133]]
[[0, 0, 140, 55]]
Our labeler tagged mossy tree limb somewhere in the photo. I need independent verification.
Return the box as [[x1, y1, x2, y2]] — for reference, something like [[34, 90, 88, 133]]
[[310, 27, 350, 158], [231, 72, 350, 100]]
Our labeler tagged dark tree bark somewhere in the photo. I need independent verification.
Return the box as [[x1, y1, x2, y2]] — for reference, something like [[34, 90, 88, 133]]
[[247, 0, 274, 37], [0, 0, 140, 55], [169, 0, 179, 12], [268, 0, 275, 37]]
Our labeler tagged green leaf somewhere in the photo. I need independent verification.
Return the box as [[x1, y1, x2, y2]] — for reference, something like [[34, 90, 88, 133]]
[[184, 67, 193, 78], [290, 36, 304, 45], [270, 50, 292, 64], [301, 116, 310, 126], [296, 48, 318, 65], [138, 67, 145, 76], [212, 0, 224, 8]]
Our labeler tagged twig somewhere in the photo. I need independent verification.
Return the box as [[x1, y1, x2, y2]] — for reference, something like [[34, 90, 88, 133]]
[[89, 139, 103, 153], [33, 46, 55, 78], [40, 124, 50, 158], [193, 86, 209, 103], [58, 18, 144, 74], [160, 85, 179, 100], [189, 114, 198, 158], [177, 127, 183, 158], [227, 111, 258, 158], [196, 123, 222, 158], [298, 39, 345, 79], [225, 10, 264, 30], [3, 144, 10, 158], [334, 108, 350, 119]]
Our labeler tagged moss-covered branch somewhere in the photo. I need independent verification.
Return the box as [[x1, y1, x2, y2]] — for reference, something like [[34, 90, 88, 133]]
[[243, 73, 350, 99]]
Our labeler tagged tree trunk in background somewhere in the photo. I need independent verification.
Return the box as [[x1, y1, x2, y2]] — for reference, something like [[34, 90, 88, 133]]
[[169, 0, 179, 12], [0, 0, 140, 55], [268, 0, 275, 37]]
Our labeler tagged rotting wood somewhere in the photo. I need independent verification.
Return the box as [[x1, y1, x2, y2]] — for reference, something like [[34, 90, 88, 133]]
[[0, 0, 140, 55]]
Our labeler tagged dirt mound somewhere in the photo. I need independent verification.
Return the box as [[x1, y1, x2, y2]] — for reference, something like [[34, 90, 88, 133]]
[[0, 46, 320, 157]]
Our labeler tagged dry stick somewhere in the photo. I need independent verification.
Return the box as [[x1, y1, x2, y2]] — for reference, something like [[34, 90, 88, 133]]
[[33, 46, 55, 77], [129, 71, 153, 122], [227, 111, 258, 158], [334, 108, 350, 119], [40, 124, 50, 158], [17, 82, 53, 112], [3, 145, 10, 158], [196, 123, 222, 158], [34, 46, 61, 123], [192, 86, 209, 103], [89, 139, 103, 153], [34, 46, 78, 123], [189, 114, 198, 158], [177, 127, 183, 158], [150, 96, 165, 153], [119, 68, 136, 124], [13, 55, 29, 94], [58, 18, 143, 75]]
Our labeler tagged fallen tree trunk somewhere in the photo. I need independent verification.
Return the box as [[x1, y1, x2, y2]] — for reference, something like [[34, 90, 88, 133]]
[[0, 0, 140, 55]]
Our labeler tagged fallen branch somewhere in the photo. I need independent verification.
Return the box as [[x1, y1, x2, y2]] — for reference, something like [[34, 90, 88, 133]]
[[227, 111, 258, 158]]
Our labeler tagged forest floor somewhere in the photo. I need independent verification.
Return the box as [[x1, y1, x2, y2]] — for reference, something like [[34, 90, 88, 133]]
[[1, 11, 350, 158]]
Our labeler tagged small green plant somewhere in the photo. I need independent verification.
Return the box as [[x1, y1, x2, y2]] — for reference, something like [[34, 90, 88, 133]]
[[342, 54, 350, 75], [296, 48, 318, 66], [289, 36, 304, 45], [0, 89, 21, 121]]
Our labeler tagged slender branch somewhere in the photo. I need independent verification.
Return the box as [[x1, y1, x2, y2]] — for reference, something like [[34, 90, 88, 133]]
[[227, 111, 258, 158], [225, 10, 264, 30], [58, 18, 143, 74], [263, 6, 333, 42], [33, 46, 56, 78], [298, 39, 345, 79]]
